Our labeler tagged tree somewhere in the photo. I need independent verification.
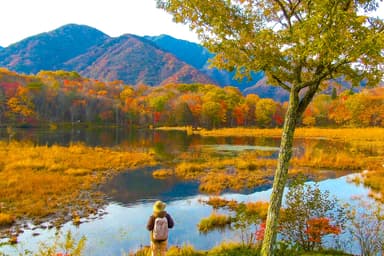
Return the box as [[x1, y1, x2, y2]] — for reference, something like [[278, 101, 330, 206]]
[[255, 98, 278, 127], [156, 1, 384, 255], [0, 87, 6, 126], [201, 101, 222, 129]]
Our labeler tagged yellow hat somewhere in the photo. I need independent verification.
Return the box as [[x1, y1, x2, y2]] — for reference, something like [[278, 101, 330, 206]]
[[153, 200, 166, 213]]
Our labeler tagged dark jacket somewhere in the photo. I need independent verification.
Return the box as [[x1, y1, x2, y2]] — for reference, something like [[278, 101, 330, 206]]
[[146, 211, 174, 242]]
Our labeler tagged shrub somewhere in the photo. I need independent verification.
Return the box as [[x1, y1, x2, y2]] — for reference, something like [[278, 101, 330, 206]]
[[346, 199, 384, 256], [279, 179, 346, 251]]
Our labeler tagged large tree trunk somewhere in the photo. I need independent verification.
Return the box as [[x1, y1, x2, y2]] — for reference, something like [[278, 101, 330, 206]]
[[261, 88, 300, 256]]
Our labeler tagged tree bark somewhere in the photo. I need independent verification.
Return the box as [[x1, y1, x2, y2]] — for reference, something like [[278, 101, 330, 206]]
[[261, 88, 300, 256]]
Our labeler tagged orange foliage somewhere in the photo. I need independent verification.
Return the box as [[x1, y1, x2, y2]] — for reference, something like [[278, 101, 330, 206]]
[[305, 217, 341, 243]]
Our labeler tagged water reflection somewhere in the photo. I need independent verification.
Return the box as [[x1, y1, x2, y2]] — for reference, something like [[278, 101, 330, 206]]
[[1, 174, 371, 256], [100, 166, 200, 204], [0, 128, 371, 255], [0, 127, 350, 159]]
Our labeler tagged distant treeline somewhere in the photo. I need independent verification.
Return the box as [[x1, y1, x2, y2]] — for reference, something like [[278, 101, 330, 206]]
[[0, 68, 383, 128]]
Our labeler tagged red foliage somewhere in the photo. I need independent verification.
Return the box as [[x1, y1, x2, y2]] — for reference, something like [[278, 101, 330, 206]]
[[273, 112, 284, 126], [305, 217, 341, 243], [0, 82, 21, 97], [255, 221, 266, 241], [234, 105, 246, 126], [153, 111, 161, 124]]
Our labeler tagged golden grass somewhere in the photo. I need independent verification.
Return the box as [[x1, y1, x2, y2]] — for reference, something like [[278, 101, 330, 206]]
[[202, 197, 269, 220], [358, 169, 384, 203], [152, 168, 174, 178], [197, 213, 232, 233], [201, 197, 238, 210], [150, 128, 384, 197], [244, 201, 269, 220], [0, 141, 155, 225], [0, 213, 15, 226], [195, 127, 384, 141], [175, 162, 206, 179]]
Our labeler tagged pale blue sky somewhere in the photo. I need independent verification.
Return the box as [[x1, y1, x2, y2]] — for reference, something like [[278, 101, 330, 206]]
[[1, 0, 383, 47], [0, 0, 199, 47]]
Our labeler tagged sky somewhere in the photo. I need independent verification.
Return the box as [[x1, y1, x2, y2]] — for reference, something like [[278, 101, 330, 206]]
[[0, 0, 384, 47], [0, 0, 199, 47]]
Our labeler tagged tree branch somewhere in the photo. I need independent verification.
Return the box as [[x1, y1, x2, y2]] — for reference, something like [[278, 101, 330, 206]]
[[272, 74, 291, 91], [274, 0, 292, 28], [297, 82, 319, 117]]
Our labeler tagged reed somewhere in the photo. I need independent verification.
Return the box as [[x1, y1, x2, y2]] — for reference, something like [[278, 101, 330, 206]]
[[0, 213, 15, 227], [197, 213, 232, 233], [195, 127, 384, 142], [0, 141, 155, 227], [152, 168, 174, 178]]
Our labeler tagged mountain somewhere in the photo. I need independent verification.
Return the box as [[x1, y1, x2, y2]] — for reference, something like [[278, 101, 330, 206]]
[[145, 34, 212, 69], [243, 77, 290, 102], [0, 24, 109, 74], [146, 34, 264, 91], [64, 34, 213, 85], [0, 24, 269, 97]]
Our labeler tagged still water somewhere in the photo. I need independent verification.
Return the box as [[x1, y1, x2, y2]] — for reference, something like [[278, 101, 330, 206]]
[[0, 128, 373, 255]]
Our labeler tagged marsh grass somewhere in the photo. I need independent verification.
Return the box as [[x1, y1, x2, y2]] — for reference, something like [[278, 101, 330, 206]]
[[152, 168, 174, 178], [198, 213, 233, 233], [195, 127, 384, 141], [0, 141, 155, 229], [130, 241, 350, 256], [0, 213, 15, 227], [159, 128, 384, 195]]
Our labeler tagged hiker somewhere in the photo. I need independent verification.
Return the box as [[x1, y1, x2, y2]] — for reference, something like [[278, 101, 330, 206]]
[[146, 200, 174, 256]]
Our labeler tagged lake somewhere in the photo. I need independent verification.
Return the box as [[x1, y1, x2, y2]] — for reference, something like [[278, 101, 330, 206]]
[[0, 128, 375, 255]]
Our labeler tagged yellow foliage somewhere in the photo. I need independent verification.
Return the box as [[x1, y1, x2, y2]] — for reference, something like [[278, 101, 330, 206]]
[[245, 201, 269, 220]]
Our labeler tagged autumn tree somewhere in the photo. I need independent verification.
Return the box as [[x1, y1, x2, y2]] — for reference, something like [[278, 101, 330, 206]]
[[156, 0, 384, 254], [0, 87, 6, 126], [201, 101, 222, 129], [7, 87, 35, 123], [255, 98, 278, 127]]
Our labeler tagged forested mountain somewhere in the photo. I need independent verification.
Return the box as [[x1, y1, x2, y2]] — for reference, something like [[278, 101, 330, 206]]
[[63, 34, 213, 85], [145, 34, 211, 69], [0, 24, 109, 74], [0, 24, 371, 101], [146, 35, 264, 91], [0, 24, 266, 95]]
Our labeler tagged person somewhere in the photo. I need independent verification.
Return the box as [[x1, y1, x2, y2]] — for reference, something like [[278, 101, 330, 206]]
[[146, 200, 174, 256]]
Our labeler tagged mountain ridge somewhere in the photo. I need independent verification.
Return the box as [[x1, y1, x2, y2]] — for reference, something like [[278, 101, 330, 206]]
[[63, 34, 214, 85], [0, 23, 310, 101], [0, 24, 109, 74]]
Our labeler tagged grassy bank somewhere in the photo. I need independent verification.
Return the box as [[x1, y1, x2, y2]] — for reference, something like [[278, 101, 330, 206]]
[[155, 127, 384, 198], [132, 243, 351, 256], [193, 127, 384, 141], [0, 141, 155, 231]]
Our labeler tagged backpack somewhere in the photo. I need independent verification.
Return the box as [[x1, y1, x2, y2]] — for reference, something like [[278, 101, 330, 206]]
[[153, 216, 169, 241]]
